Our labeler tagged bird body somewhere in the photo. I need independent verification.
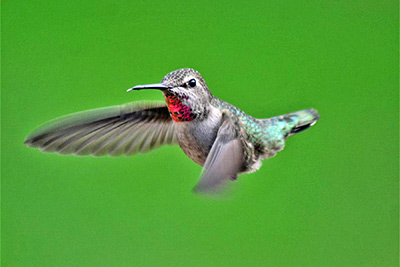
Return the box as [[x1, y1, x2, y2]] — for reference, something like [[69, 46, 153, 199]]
[[25, 68, 319, 193]]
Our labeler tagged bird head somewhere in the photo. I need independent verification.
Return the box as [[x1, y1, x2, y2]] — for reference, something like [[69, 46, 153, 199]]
[[128, 68, 213, 122]]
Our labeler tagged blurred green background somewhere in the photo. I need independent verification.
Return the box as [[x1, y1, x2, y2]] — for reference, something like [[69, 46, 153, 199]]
[[2, 0, 398, 266]]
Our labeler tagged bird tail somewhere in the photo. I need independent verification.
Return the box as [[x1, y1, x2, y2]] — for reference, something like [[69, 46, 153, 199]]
[[274, 109, 320, 137]]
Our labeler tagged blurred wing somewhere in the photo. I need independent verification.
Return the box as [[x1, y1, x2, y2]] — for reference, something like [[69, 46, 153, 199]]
[[24, 101, 177, 156], [193, 116, 244, 194]]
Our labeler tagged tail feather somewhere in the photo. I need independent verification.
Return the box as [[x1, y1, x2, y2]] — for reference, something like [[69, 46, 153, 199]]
[[277, 109, 320, 137], [289, 109, 319, 135]]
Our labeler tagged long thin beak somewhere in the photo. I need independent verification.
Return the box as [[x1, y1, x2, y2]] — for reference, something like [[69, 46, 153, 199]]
[[127, 83, 169, 92]]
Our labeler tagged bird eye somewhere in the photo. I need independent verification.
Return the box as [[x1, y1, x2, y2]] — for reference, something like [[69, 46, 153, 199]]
[[188, 79, 196, 88]]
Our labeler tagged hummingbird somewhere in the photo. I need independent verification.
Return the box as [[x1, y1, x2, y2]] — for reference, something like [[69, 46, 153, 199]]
[[24, 68, 319, 193]]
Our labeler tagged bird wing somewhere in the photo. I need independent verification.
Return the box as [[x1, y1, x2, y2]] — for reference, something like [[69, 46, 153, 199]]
[[24, 101, 177, 156], [193, 114, 244, 194]]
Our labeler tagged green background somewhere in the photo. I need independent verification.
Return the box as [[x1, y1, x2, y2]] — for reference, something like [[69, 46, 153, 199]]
[[2, 0, 398, 266]]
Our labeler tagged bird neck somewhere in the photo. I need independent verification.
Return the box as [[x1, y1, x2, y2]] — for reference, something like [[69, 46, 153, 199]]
[[163, 91, 211, 122], [163, 92, 196, 122]]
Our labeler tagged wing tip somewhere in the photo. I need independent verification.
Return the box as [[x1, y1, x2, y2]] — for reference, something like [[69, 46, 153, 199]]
[[23, 137, 36, 147], [192, 185, 232, 199], [192, 181, 231, 195]]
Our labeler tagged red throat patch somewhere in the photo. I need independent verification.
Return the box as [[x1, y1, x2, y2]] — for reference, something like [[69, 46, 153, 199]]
[[164, 94, 195, 122]]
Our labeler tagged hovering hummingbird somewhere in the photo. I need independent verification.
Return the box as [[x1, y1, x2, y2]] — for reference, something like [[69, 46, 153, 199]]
[[25, 68, 319, 193]]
